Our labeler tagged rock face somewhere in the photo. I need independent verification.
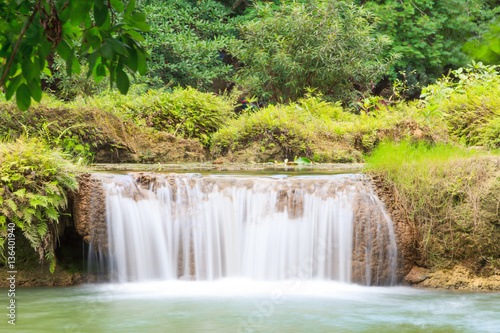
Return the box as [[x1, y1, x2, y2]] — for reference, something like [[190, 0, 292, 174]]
[[415, 265, 500, 291], [72, 173, 108, 254], [404, 266, 430, 284], [351, 186, 398, 285], [370, 175, 419, 279]]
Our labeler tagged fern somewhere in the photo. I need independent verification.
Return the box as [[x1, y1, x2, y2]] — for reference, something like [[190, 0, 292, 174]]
[[0, 137, 80, 272]]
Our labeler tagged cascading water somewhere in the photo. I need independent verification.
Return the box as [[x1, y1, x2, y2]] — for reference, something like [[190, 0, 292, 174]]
[[90, 173, 398, 286]]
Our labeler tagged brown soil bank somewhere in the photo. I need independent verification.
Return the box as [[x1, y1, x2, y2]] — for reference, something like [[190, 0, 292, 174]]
[[0, 103, 205, 163], [371, 156, 500, 291]]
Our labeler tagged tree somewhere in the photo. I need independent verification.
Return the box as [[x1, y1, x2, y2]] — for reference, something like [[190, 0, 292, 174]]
[[0, 0, 150, 110], [229, 0, 394, 103], [138, 0, 237, 91], [465, 18, 500, 65], [364, 0, 499, 90]]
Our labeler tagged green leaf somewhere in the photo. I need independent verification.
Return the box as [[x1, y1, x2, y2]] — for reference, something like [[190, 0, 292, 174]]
[[71, 0, 93, 26], [125, 0, 135, 16], [294, 157, 312, 164], [100, 43, 113, 59], [94, 4, 109, 27], [137, 49, 147, 75], [132, 21, 150, 32], [16, 83, 31, 111], [5, 75, 22, 101], [116, 68, 130, 94], [105, 38, 128, 56], [28, 80, 42, 102], [22, 58, 35, 81], [125, 46, 138, 72], [131, 12, 146, 23], [66, 54, 74, 77], [110, 0, 125, 12], [56, 40, 72, 59], [124, 29, 145, 42]]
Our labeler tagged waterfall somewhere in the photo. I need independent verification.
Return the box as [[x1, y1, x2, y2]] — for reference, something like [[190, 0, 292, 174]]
[[91, 173, 398, 286]]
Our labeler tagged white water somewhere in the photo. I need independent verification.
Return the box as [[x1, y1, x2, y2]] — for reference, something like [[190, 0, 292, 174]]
[[94, 174, 397, 285]]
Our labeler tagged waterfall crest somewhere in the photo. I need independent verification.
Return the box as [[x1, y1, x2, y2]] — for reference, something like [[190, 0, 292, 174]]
[[93, 173, 398, 285]]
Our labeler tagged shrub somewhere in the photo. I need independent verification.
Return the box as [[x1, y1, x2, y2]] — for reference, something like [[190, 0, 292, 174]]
[[88, 87, 237, 147], [229, 0, 393, 102], [420, 62, 500, 149], [0, 138, 80, 272], [212, 95, 432, 162]]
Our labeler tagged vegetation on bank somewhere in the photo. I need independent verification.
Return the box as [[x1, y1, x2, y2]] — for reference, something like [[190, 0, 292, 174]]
[[365, 141, 500, 273], [0, 138, 80, 272]]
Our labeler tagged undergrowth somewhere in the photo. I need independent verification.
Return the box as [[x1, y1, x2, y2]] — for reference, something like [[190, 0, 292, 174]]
[[212, 94, 436, 162]]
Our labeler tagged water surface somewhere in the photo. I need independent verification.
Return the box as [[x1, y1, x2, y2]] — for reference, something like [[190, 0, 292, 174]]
[[6, 281, 500, 333]]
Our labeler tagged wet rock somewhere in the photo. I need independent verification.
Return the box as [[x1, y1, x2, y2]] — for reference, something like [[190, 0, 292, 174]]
[[72, 173, 108, 253], [404, 266, 430, 284]]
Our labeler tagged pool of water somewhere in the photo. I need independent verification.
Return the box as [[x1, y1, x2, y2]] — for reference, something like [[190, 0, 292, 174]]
[[5, 280, 500, 333]]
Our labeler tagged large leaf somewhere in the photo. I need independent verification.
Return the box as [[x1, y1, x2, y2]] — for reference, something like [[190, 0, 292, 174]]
[[294, 157, 312, 164], [116, 68, 130, 94], [16, 83, 31, 111]]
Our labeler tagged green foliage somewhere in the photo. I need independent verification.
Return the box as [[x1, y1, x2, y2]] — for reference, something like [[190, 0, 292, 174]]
[[420, 62, 500, 149], [365, 141, 500, 268], [365, 0, 499, 88], [0, 138, 79, 272], [43, 56, 110, 101], [139, 0, 237, 91], [465, 17, 500, 65], [212, 94, 428, 162], [0, 0, 149, 110], [80, 87, 237, 147], [229, 0, 393, 102]]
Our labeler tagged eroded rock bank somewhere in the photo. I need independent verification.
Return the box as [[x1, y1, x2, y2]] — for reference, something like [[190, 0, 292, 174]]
[[371, 158, 500, 291]]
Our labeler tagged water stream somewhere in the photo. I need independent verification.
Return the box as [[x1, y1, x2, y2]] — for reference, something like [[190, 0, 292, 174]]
[[92, 174, 397, 285]]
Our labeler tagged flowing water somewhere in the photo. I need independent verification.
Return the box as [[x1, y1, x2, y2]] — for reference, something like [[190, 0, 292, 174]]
[[9, 282, 500, 333], [91, 174, 397, 285], [3, 172, 499, 332]]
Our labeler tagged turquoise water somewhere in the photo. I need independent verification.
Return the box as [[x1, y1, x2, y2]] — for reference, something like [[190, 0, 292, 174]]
[[3, 280, 500, 333]]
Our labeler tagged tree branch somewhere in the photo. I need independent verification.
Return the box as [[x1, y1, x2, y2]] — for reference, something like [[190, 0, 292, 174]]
[[0, 3, 40, 89], [231, 0, 245, 12]]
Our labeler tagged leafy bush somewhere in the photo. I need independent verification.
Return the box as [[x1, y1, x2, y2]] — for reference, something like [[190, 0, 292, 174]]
[[420, 62, 500, 148], [366, 0, 499, 88], [43, 56, 110, 101], [229, 0, 393, 102], [87, 87, 237, 147], [0, 138, 80, 272], [139, 0, 238, 91], [365, 141, 500, 269], [212, 94, 432, 162]]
